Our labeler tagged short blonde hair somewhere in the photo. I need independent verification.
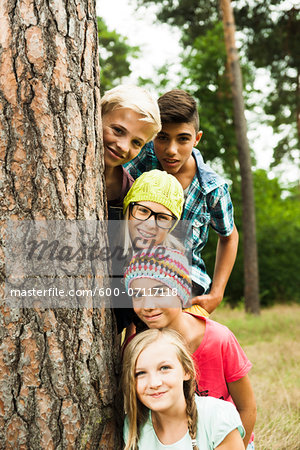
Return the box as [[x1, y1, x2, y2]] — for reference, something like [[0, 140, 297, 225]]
[[122, 328, 198, 450], [101, 85, 161, 142]]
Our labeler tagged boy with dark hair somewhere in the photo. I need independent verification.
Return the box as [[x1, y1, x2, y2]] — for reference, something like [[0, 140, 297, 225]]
[[158, 88, 200, 130], [125, 89, 239, 314]]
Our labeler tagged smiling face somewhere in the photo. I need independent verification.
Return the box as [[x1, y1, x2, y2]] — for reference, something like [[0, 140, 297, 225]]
[[135, 338, 189, 414], [128, 201, 172, 249], [102, 108, 154, 169], [153, 122, 202, 175], [131, 278, 182, 329]]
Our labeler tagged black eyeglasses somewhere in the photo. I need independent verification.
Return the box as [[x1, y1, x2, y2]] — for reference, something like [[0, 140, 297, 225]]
[[129, 203, 177, 229]]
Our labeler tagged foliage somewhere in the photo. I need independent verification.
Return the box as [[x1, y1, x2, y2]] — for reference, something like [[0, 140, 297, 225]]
[[135, 0, 221, 45], [138, 63, 175, 94], [138, 22, 240, 180], [204, 170, 300, 306], [136, 0, 300, 168], [234, 1, 300, 167], [253, 171, 300, 304], [180, 22, 239, 182], [97, 17, 139, 93], [135, 1, 256, 181], [97, 3, 299, 305]]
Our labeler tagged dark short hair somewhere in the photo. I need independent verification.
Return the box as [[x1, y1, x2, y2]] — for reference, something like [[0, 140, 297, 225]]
[[158, 89, 199, 132]]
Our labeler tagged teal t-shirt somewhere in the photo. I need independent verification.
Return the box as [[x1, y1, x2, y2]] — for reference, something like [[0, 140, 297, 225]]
[[123, 395, 245, 449]]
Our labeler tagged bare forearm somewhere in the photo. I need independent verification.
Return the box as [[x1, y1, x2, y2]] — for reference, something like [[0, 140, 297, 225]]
[[238, 407, 256, 448], [191, 225, 238, 313], [210, 225, 239, 301], [229, 376, 257, 449]]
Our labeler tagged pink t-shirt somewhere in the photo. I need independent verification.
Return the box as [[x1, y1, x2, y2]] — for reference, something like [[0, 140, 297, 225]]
[[124, 314, 254, 444], [189, 315, 252, 403]]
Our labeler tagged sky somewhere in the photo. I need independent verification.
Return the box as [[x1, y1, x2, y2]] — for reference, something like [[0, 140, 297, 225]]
[[97, 0, 182, 86], [97, 0, 299, 184]]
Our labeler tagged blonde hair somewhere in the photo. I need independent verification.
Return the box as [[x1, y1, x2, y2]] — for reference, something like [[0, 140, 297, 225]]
[[101, 84, 161, 142], [122, 328, 199, 450]]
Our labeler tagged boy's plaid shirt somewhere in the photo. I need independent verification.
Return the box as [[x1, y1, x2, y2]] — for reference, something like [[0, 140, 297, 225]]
[[125, 142, 234, 292]]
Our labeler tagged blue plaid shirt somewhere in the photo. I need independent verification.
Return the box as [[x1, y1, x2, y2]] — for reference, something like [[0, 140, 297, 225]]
[[125, 142, 234, 291]]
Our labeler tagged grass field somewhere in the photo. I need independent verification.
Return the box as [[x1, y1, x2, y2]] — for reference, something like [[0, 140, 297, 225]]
[[211, 304, 300, 450]]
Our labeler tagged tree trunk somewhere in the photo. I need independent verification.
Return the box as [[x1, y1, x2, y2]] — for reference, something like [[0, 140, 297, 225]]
[[220, 0, 260, 314], [0, 0, 121, 448], [297, 67, 300, 145]]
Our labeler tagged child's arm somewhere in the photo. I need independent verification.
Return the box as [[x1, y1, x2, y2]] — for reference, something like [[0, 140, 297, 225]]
[[191, 224, 239, 313], [215, 428, 245, 449], [228, 375, 257, 449]]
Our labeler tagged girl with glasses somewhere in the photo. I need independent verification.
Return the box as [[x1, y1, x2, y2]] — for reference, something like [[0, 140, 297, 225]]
[[122, 169, 184, 254], [112, 170, 185, 334], [114, 170, 208, 333]]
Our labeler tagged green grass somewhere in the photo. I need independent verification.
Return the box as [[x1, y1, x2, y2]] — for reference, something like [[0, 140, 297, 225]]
[[211, 303, 300, 345], [211, 304, 300, 450]]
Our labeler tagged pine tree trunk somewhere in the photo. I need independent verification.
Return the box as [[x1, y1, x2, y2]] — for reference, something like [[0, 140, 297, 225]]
[[0, 0, 121, 448], [220, 0, 260, 314]]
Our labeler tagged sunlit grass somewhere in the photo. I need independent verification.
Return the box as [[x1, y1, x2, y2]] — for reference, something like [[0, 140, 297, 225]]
[[211, 304, 300, 450]]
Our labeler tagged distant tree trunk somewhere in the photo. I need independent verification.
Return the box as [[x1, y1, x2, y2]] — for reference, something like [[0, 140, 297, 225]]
[[220, 0, 260, 314], [297, 67, 300, 143], [0, 0, 121, 448]]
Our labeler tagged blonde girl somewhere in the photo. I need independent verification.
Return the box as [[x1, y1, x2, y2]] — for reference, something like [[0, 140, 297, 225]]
[[122, 328, 245, 450]]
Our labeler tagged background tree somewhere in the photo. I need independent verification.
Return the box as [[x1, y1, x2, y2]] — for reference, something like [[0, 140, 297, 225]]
[[180, 22, 240, 184], [234, 1, 300, 167], [137, 18, 244, 181], [0, 1, 120, 447], [137, 0, 260, 312], [220, 0, 259, 313], [135, 0, 221, 41], [219, 171, 300, 306], [137, 0, 300, 169], [98, 17, 139, 93]]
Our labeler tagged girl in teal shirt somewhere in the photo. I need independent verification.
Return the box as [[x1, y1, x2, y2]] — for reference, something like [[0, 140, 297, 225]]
[[122, 328, 245, 450]]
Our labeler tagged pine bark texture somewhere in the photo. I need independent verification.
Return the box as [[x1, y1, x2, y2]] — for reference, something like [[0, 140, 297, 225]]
[[0, 0, 121, 448], [220, 0, 260, 314]]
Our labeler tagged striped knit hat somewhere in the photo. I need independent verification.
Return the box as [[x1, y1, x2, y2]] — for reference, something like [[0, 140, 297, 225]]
[[124, 246, 192, 307]]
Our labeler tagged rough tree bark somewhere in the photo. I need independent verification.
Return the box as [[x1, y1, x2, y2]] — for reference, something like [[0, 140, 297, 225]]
[[0, 0, 121, 448], [220, 0, 260, 314]]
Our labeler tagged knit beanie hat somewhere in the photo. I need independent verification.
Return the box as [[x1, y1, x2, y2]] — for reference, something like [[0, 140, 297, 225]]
[[124, 246, 192, 307], [123, 170, 184, 220]]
